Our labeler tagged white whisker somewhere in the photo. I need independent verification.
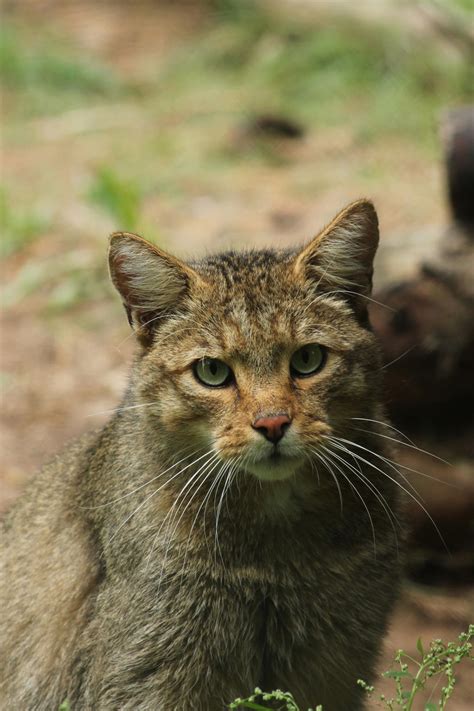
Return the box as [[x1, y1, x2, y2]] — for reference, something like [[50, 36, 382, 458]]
[[158, 453, 220, 562], [85, 401, 160, 418], [349, 417, 417, 446], [150, 452, 220, 580], [309, 447, 344, 514], [190, 459, 232, 565], [332, 435, 421, 498], [351, 427, 451, 466], [105, 449, 214, 553], [381, 345, 417, 370], [167, 458, 224, 582], [328, 436, 449, 554], [214, 460, 238, 566], [347, 428, 457, 488], [308, 289, 396, 312], [319, 444, 378, 556], [82, 445, 207, 509], [322, 442, 402, 557]]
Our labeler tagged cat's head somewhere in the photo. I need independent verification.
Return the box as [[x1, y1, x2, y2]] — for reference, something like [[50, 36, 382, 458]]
[[109, 200, 381, 482]]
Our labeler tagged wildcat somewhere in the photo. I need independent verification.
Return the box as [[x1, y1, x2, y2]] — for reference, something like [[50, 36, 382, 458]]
[[1, 200, 401, 710]]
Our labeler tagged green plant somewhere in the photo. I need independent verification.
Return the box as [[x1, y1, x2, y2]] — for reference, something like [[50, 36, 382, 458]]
[[229, 688, 321, 711], [0, 24, 125, 118], [359, 624, 474, 710], [228, 626, 473, 710], [0, 26, 121, 96], [0, 188, 50, 257], [156, 1, 471, 146], [87, 166, 142, 231]]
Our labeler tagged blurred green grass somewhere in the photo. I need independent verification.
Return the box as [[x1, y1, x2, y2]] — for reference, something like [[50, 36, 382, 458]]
[[0, 24, 126, 117], [2, 0, 472, 311], [88, 167, 143, 233], [0, 188, 50, 257], [157, 1, 471, 142], [3, 2, 471, 136]]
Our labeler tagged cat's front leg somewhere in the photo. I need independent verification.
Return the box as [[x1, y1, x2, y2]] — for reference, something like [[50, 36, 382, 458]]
[[82, 573, 263, 710]]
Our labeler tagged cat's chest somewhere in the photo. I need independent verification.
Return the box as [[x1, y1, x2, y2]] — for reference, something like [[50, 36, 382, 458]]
[[153, 504, 369, 632], [199, 521, 362, 625]]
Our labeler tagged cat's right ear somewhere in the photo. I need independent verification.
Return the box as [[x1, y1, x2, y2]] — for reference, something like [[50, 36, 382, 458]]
[[293, 199, 379, 319], [109, 232, 202, 346]]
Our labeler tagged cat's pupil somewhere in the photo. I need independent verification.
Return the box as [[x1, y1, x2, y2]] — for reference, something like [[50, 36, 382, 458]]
[[210, 361, 218, 376], [302, 350, 309, 364]]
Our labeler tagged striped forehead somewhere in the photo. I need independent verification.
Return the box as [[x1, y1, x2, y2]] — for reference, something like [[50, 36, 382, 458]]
[[199, 250, 296, 321], [195, 250, 301, 368], [197, 249, 292, 286]]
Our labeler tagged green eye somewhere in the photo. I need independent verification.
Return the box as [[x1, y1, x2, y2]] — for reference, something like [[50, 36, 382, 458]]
[[290, 344, 326, 377], [194, 358, 233, 387]]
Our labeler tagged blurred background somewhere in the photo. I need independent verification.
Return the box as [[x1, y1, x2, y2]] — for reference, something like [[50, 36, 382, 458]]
[[1, 0, 473, 707]]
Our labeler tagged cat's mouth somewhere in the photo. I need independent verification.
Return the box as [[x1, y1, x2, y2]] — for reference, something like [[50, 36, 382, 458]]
[[269, 448, 282, 461], [246, 446, 303, 482]]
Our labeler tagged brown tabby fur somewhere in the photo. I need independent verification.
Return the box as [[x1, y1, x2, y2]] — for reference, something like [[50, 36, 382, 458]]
[[1, 200, 402, 710]]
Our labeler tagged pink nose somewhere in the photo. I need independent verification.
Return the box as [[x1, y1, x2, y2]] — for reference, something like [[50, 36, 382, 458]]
[[252, 414, 291, 444]]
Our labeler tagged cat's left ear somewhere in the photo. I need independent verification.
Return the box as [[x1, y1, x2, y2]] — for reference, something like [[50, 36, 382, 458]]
[[294, 199, 379, 299], [109, 232, 204, 346]]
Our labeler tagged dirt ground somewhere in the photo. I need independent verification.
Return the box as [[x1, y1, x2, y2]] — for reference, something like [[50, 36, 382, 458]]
[[2, 1, 472, 707]]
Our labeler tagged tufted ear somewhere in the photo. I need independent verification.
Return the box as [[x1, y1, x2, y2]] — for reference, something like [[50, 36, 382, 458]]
[[294, 199, 379, 302], [109, 232, 202, 346]]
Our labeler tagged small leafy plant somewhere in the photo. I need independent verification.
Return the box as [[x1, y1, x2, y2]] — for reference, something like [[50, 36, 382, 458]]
[[87, 166, 143, 231], [229, 688, 321, 711], [358, 624, 474, 710], [228, 626, 473, 710]]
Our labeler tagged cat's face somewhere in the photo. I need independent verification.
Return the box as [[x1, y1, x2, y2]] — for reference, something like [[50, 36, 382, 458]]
[[110, 200, 381, 483]]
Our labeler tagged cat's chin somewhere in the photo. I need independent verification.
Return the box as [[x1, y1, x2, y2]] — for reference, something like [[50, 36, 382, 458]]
[[246, 454, 302, 482]]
